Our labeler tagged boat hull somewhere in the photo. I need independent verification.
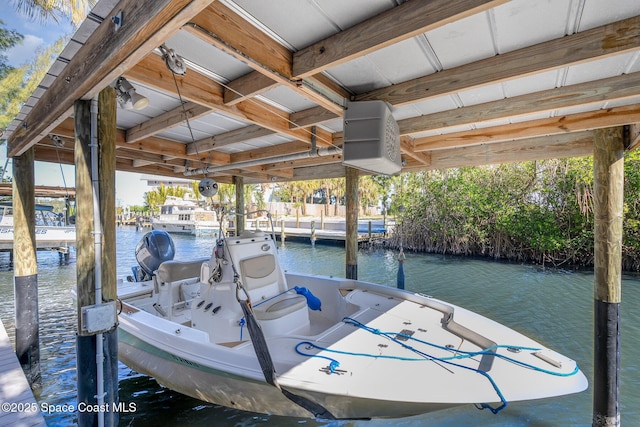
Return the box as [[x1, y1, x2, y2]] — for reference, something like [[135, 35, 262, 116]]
[[151, 221, 195, 234], [0, 225, 75, 251], [118, 325, 459, 419]]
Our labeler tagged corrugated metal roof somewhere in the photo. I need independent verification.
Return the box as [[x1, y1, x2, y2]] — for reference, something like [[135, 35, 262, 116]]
[[4, 0, 640, 183]]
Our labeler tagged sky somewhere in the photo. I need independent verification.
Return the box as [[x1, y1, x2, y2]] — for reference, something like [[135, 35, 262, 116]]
[[1, 2, 151, 206]]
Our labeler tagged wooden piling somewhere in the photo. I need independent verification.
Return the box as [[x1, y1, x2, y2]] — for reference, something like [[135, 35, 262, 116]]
[[12, 146, 41, 390], [74, 91, 119, 427], [592, 126, 623, 427], [345, 167, 359, 279], [280, 219, 286, 243], [234, 176, 244, 235], [98, 87, 119, 427], [74, 99, 96, 427]]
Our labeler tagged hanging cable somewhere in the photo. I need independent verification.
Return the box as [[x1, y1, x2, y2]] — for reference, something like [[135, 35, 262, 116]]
[[161, 44, 220, 208], [50, 135, 70, 200]]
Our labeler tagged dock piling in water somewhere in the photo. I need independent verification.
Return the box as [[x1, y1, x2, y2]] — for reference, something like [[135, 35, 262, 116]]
[[12, 146, 41, 391], [592, 126, 623, 427]]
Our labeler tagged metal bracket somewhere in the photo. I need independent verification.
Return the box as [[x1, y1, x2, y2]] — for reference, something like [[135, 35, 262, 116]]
[[112, 11, 123, 32]]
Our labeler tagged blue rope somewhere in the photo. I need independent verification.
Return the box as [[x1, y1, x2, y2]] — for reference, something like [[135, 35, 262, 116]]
[[294, 317, 582, 414]]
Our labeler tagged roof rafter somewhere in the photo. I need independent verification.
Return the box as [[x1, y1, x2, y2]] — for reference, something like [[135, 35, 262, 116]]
[[124, 54, 334, 147], [125, 101, 212, 143], [408, 132, 594, 171], [184, 2, 345, 115], [400, 72, 640, 136], [292, 0, 508, 78], [357, 15, 640, 106], [414, 104, 640, 152]]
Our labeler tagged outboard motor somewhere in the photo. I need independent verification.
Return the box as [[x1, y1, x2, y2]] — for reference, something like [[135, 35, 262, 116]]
[[131, 230, 176, 281]]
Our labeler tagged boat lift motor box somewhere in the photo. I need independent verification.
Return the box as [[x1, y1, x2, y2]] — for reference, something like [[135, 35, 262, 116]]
[[342, 100, 401, 175]]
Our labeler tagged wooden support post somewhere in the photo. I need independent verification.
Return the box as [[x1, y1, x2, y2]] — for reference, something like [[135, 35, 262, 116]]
[[75, 90, 119, 427], [311, 220, 316, 245], [74, 99, 96, 427], [12, 146, 41, 390], [368, 221, 372, 244], [592, 126, 623, 427], [98, 87, 119, 427], [320, 210, 325, 230], [280, 219, 286, 244], [345, 167, 359, 279], [234, 176, 244, 235]]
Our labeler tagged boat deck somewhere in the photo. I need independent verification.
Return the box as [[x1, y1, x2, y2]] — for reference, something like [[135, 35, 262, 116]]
[[0, 320, 46, 427]]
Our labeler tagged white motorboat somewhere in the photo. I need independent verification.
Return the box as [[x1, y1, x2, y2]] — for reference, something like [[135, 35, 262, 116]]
[[0, 201, 75, 252], [117, 213, 587, 420], [151, 196, 219, 236]]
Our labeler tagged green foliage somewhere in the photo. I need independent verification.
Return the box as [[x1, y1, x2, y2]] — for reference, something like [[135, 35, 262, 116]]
[[392, 157, 640, 270], [10, 1, 97, 26], [1, 37, 65, 132], [0, 19, 23, 78], [1, 0, 96, 138], [143, 184, 188, 214]]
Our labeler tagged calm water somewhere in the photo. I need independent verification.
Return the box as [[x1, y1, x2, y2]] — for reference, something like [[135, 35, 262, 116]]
[[0, 227, 639, 426]]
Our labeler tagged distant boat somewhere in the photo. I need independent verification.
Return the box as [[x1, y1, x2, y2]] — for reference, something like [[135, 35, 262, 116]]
[[117, 212, 587, 420], [151, 196, 219, 236], [0, 201, 75, 252]]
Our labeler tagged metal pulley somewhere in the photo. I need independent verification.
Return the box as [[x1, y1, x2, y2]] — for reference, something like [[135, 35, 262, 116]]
[[159, 44, 187, 75], [199, 178, 218, 197]]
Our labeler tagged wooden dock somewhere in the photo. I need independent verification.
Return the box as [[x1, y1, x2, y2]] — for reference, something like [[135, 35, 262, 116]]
[[0, 320, 46, 427], [244, 218, 389, 244], [275, 226, 386, 243]]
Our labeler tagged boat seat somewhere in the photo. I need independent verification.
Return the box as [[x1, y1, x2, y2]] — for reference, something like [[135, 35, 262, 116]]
[[239, 253, 307, 322], [154, 258, 207, 318], [253, 295, 307, 321], [156, 258, 208, 284]]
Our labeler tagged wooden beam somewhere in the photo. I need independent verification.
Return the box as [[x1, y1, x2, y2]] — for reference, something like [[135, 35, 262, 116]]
[[358, 15, 640, 106], [0, 183, 75, 198], [230, 141, 310, 163], [125, 102, 211, 143], [118, 136, 192, 160], [292, 163, 349, 180], [293, 0, 506, 77], [125, 54, 334, 146], [399, 72, 640, 136], [261, 153, 343, 171], [413, 104, 640, 152], [33, 145, 75, 165], [8, 0, 216, 157], [185, 2, 346, 115], [290, 106, 339, 129], [405, 132, 594, 171], [187, 2, 292, 79], [223, 72, 279, 105], [187, 125, 274, 155], [400, 136, 431, 166]]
